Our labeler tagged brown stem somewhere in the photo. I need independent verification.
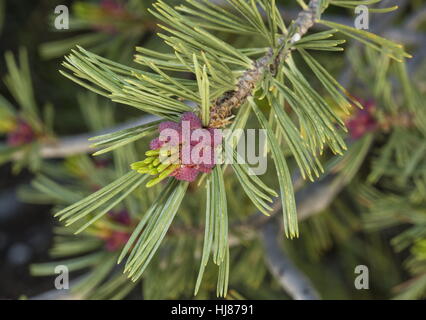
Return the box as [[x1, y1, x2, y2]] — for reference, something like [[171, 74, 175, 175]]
[[209, 0, 321, 128]]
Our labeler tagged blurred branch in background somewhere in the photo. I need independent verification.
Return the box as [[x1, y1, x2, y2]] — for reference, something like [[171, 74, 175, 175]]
[[13, 114, 159, 159], [262, 220, 319, 300]]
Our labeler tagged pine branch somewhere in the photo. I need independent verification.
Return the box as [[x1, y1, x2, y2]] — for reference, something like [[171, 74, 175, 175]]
[[262, 219, 320, 300], [26, 171, 333, 301], [209, 0, 322, 128], [12, 114, 159, 160], [50, 0, 412, 296], [259, 174, 348, 300], [169, 171, 344, 244], [338, 0, 413, 89]]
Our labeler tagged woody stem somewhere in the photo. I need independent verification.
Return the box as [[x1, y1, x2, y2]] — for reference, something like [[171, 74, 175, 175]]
[[208, 0, 323, 128]]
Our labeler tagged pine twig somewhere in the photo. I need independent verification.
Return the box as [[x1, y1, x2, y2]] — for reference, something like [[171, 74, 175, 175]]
[[12, 115, 159, 160], [262, 220, 320, 300], [26, 172, 337, 300], [209, 0, 321, 128], [239, 173, 344, 299], [259, 176, 342, 299]]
